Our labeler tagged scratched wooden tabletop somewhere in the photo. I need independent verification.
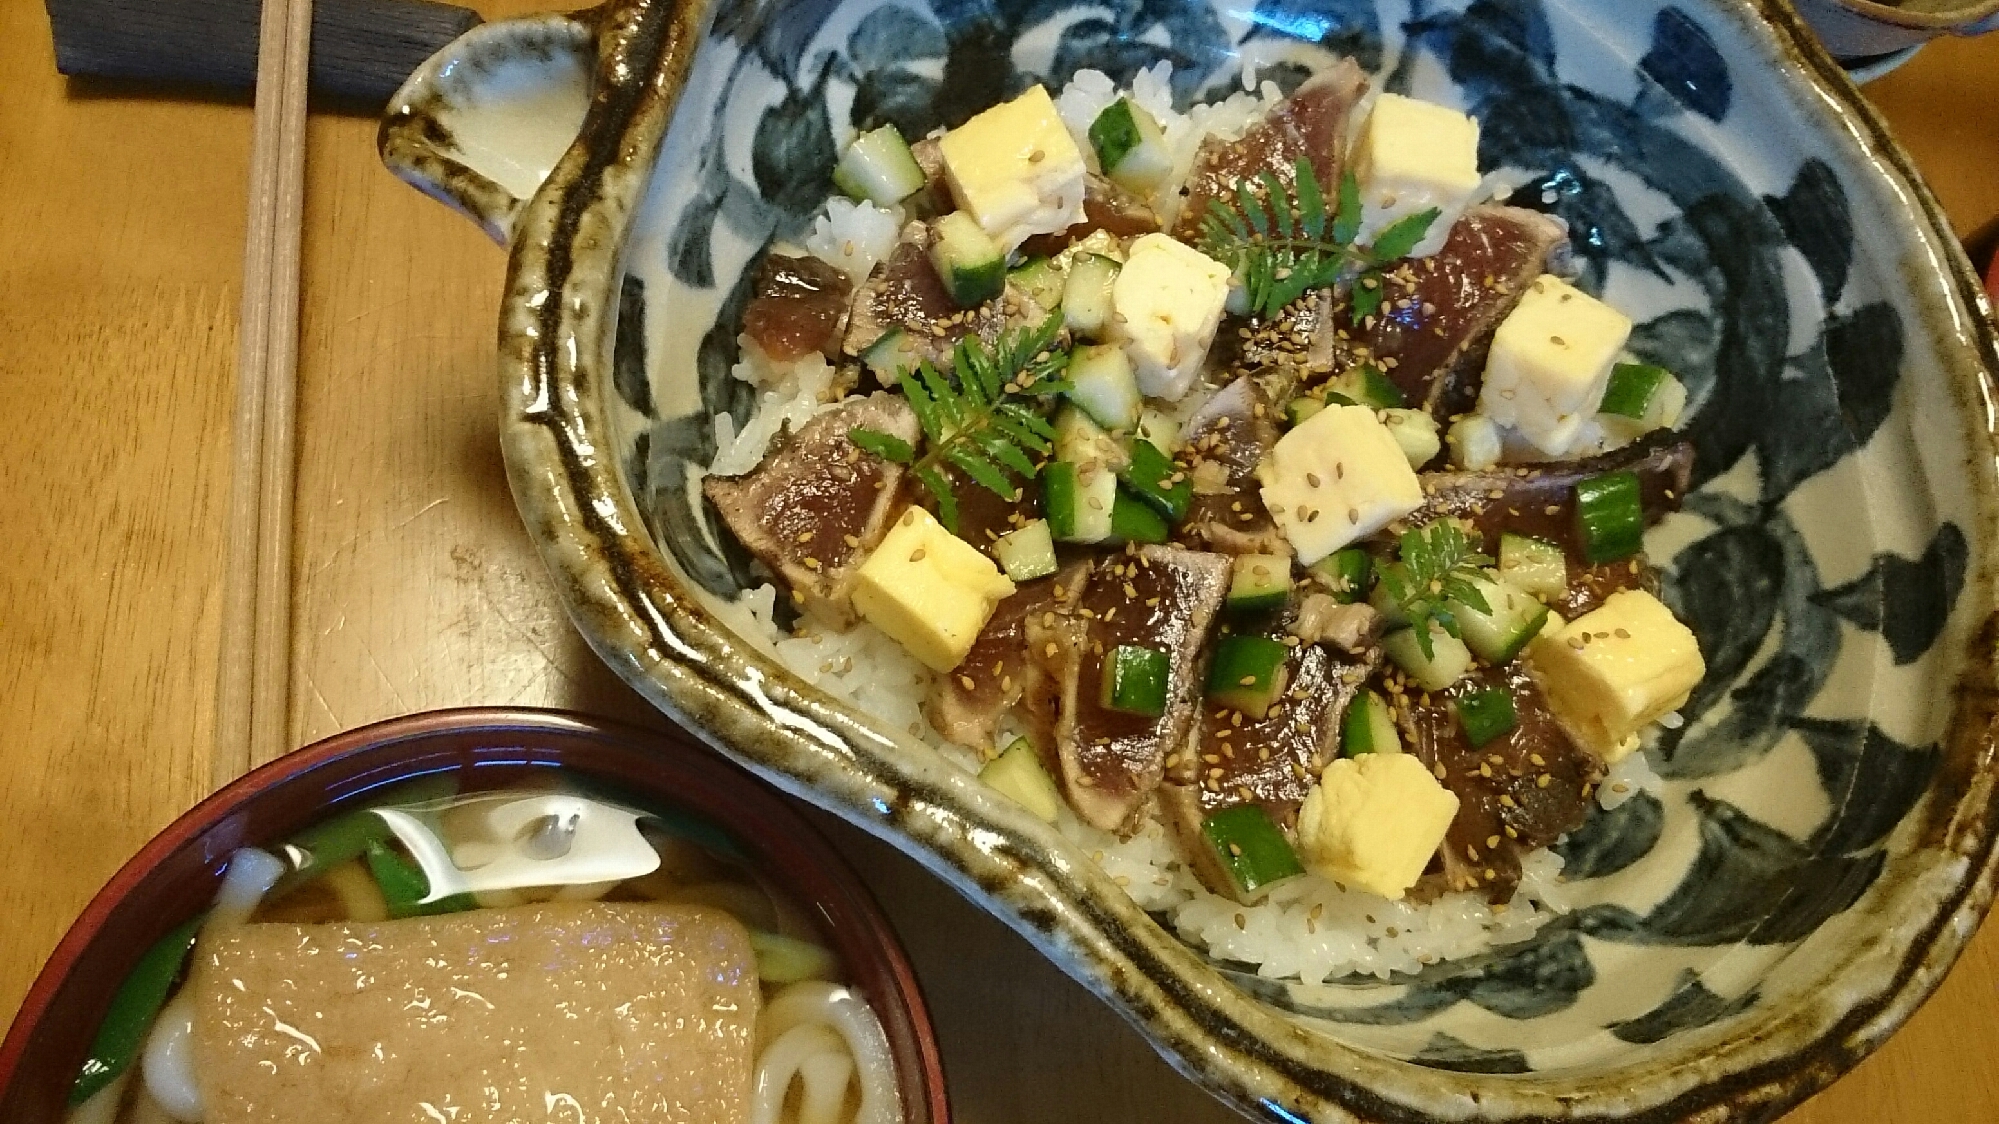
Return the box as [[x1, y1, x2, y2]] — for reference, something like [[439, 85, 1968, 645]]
[[0, 1, 1994, 1118]]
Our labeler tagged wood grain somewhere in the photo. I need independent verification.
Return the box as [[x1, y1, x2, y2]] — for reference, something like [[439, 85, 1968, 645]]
[[0, 6, 1995, 1120]]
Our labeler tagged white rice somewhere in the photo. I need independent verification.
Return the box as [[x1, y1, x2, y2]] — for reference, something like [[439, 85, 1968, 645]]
[[700, 73, 1637, 982]]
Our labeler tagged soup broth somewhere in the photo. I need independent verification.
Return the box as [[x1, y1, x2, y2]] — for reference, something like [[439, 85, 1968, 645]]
[[65, 774, 904, 1124]]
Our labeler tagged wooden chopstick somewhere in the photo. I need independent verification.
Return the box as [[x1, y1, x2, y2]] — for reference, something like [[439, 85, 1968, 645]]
[[213, 0, 315, 788]]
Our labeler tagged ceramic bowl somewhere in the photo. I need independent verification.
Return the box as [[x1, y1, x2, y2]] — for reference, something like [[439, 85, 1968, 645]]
[[0, 708, 949, 1122], [380, 1, 1999, 1120], [1788, 0, 1999, 61]]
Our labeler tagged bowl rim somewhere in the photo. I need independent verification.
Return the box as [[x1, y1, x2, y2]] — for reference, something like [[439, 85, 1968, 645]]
[[384, 0, 1999, 1119], [0, 706, 952, 1123]]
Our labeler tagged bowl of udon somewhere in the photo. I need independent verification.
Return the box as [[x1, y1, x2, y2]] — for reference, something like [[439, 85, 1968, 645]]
[[378, 0, 1999, 1120], [0, 708, 948, 1124]]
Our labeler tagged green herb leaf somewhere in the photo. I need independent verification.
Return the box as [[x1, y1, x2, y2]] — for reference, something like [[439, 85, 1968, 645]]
[[1368, 207, 1443, 263], [866, 317, 1072, 533], [1350, 272, 1385, 321], [1331, 169, 1362, 245], [1380, 521, 1493, 664], [847, 427, 915, 463], [1295, 158, 1327, 240]]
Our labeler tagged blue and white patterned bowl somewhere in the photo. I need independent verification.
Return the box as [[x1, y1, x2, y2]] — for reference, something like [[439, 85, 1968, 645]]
[[381, 1, 1999, 1119]]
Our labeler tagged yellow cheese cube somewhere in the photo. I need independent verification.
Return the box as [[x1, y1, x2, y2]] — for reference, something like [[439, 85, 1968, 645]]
[[1526, 589, 1705, 762], [1110, 233, 1234, 400], [1297, 753, 1460, 901], [1353, 93, 1482, 256], [938, 85, 1086, 254], [1479, 275, 1631, 455], [1257, 403, 1424, 565], [851, 507, 1016, 672]]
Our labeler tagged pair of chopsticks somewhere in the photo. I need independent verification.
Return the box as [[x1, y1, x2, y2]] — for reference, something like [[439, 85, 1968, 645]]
[[213, 0, 315, 788]]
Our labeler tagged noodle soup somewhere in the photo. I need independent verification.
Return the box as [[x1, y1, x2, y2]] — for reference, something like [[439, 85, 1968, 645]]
[[57, 769, 912, 1124]]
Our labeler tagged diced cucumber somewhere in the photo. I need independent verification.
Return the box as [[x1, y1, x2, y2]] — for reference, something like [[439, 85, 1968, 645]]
[[1227, 554, 1292, 615], [1381, 624, 1473, 692], [1600, 362, 1669, 418], [1068, 343, 1143, 430], [1109, 488, 1170, 544], [980, 737, 1063, 822], [1009, 256, 1066, 311], [1310, 548, 1372, 604], [1053, 404, 1129, 471], [1381, 408, 1442, 469], [1043, 461, 1116, 543], [1448, 574, 1549, 665], [1447, 414, 1502, 471], [1456, 687, 1518, 748], [1498, 532, 1567, 599], [1088, 98, 1175, 194], [929, 211, 1006, 308], [1117, 438, 1191, 521], [1136, 407, 1181, 453], [860, 327, 922, 386], [1199, 804, 1305, 902], [1329, 364, 1406, 409], [1063, 253, 1120, 339], [1341, 690, 1401, 756], [1205, 634, 1291, 718], [1102, 644, 1171, 717], [993, 520, 1059, 582], [1284, 395, 1325, 427], [1575, 469, 1644, 564], [832, 123, 927, 206]]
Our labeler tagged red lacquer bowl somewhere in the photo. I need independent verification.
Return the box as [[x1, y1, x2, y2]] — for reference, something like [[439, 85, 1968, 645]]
[[0, 708, 950, 1122]]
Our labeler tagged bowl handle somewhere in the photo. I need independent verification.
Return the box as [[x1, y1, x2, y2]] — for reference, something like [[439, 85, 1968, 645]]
[[378, 9, 605, 245]]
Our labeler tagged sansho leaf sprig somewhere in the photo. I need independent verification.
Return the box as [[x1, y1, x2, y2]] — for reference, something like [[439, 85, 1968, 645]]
[[1376, 520, 1493, 661], [1198, 158, 1443, 320], [847, 316, 1071, 533]]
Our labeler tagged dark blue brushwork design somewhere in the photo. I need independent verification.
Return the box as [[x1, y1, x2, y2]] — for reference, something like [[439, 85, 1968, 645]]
[[616, 0, 1964, 1066]]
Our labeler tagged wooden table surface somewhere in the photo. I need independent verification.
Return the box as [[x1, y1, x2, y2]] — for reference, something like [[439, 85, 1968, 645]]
[[1, 3, 1995, 1119]]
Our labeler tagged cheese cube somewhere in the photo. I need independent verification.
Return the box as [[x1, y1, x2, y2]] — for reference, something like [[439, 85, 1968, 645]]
[[1257, 404, 1424, 565], [938, 86, 1086, 255], [1297, 753, 1460, 901], [1353, 93, 1483, 257], [1526, 589, 1705, 762], [852, 507, 1016, 672], [1110, 234, 1234, 400], [1479, 275, 1631, 456]]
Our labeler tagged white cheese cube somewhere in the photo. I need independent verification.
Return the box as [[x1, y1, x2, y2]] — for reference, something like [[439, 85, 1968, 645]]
[[1479, 275, 1632, 456], [1109, 233, 1233, 401], [938, 86, 1086, 255], [1353, 93, 1483, 257], [1257, 404, 1425, 565], [851, 507, 1016, 672], [1526, 589, 1705, 762], [1297, 753, 1460, 901]]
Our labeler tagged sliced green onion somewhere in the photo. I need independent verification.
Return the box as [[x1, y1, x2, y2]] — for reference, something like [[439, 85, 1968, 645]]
[[1600, 362, 1671, 419], [1117, 439, 1191, 521], [364, 840, 476, 920], [1456, 687, 1518, 747], [750, 931, 840, 984], [1309, 548, 1372, 604], [1575, 469, 1645, 564], [1102, 644, 1171, 717], [1204, 634, 1290, 717], [1109, 488, 1170, 543], [1341, 690, 1401, 757], [68, 913, 204, 1106], [1199, 804, 1305, 901]]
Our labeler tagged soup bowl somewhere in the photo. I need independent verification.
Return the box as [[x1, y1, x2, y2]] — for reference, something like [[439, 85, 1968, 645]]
[[0, 708, 950, 1122], [379, 0, 1999, 1119]]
